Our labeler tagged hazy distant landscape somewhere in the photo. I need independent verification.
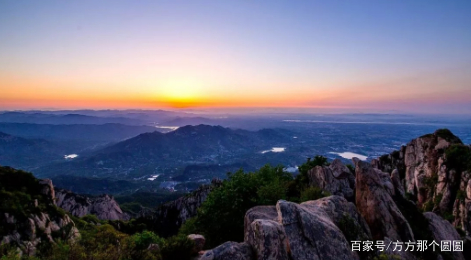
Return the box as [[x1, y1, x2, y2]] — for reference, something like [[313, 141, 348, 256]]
[[1, 110, 470, 197]]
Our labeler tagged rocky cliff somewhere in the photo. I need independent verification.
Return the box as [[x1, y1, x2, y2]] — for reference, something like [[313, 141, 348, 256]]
[[372, 129, 471, 236], [1, 211, 80, 257], [55, 188, 130, 221], [0, 166, 131, 256], [308, 158, 356, 200], [140, 179, 222, 237], [0, 167, 80, 257]]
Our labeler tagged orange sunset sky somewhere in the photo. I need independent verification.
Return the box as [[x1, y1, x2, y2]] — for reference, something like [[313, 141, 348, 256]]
[[1, 1, 470, 113]]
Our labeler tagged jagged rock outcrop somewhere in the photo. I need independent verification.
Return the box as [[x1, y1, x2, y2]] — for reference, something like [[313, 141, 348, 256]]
[[308, 159, 355, 200], [55, 188, 129, 221], [247, 219, 289, 260], [1, 212, 80, 257], [39, 179, 56, 205], [1, 170, 80, 257], [143, 179, 221, 237], [372, 129, 471, 236], [372, 130, 456, 204], [244, 206, 278, 244], [244, 196, 371, 260], [354, 159, 415, 242], [391, 169, 405, 197]]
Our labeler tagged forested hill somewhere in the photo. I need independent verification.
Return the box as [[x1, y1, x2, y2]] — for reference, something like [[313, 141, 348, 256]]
[[36, 125, 293, 178]]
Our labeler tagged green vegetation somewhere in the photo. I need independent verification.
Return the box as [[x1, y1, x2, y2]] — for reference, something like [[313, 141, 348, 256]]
[[391, 150, 400, 159], [179, 156, 330, 248], [297, 155, 329, 183], [179, 165, 292, 247], [420, 172, 439, 212], [379, 154, 391, 165], [456, 189, 466, 201], [420, 133, 433, 139], [116, 191, 185, 213], [445, 144, 471, 173], [160, 235, 195, 260], [338, 214, 371, 260], [130, 230, 164, 250], [423, 200, 434, 212], [338, 214, 366, 242], [442, 211, 455, 222], [0, 167, 43, 220], [433, 193, 443, 207], [346, 164, 355, 174], [107, 218, 150, 235], [423, 172, 438, 189], [434, 128, 463, 144], [0, 166, 65, 239], [116, 190, 187, 216], [287, 155, 329, 200], [300, 187, 331, 202]]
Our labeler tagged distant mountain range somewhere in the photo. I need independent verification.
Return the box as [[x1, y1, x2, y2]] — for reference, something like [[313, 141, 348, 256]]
[[0, 131, 65, 169], [0, 122, 157, 148], [0, 112, 147, 125], [163, 116, 218, 126], [0, 111, 219, 127], [0, 123, 159, 171], [36, 125, 295, 180]]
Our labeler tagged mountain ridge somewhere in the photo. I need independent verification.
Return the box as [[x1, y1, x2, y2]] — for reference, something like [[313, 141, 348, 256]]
[[36, 124, 294, 179]]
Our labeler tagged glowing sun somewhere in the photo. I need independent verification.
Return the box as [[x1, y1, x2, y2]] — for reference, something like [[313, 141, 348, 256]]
[[158, 78, 205, 107]]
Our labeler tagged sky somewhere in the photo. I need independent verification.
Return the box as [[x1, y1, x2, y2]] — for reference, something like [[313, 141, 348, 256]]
[[0, 0, 470, 113]]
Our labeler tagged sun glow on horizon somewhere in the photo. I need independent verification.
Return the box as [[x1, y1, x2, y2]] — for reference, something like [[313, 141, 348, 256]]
[[154, 78, 205, 108], [0, 1, 470, 113]]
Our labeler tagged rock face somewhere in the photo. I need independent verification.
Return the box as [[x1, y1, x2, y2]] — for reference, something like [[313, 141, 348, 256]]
[[1, 176, 80, 257], [143, 179, 221, 237], [55, 189, 129, 221], [1, 212, 80, 257], [244, 206, 278, 243], [244, 196, 371, 260], [372, 129, 471, 236], [424, 212, 465, 260], [308, 159, 355, 200], [247, 219, 289, 260], [454, 173, 471, 236], [354, 160, 414, 242], [391, 169, 405, 197], [39, 179, 56, 205]]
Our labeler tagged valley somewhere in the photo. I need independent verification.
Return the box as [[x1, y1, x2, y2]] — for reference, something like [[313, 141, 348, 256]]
[[1, 111, 471, 200]]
